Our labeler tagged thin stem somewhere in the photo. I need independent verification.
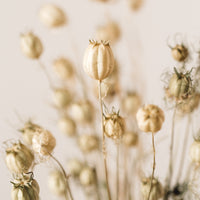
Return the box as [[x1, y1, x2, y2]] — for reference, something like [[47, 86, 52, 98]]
[[49, 153, 74, 200], [98, 80, 112, 200], [94, 168, 101, 200], [116, 140, 120, 200], [124, 146, 128, 200], [147, 132, 156, 200]]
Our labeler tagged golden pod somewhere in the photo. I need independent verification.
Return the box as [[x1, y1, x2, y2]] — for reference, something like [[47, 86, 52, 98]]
[[79, 167, 95, 186], [20, 32, 43, 59], [83, 40, 115, 80], [104, 112, 125, 140], [136, 104, 165, 133], [48, 170, 66, 196], [128, 0, 143, 11], [78, 134, 99, 153], [53, 57, 74, 80], [39, 4, 66, 28], [172, 45, 188, 62], [141, 177, 163, 200], [190, 140, 200, 164], [58, 116, 76, 137], [122, 131, 138, 147], [6, 142, 34, 174], [32, 128, 56, 155], [67, 159, 83, 177]]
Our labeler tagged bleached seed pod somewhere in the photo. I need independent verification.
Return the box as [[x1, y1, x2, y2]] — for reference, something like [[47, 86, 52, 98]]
[[11, 175, 40, 200], [5, 142, 34, 174], [136, 104, 165, 133], [70, 100, 94, 124], [95, 22, 121, 44], [53, 57, 74, 80], [190, 140, 200, 164], [20, 32, 43, 59], [32, 128, 56, 155], [78, 134, 99, 153], [20, 121, 41, 145], [79, 167, 95, 186], [48, 170, 66, 196], [172, 45, 188, 62], [104, 112, 125, 140], [53, 88, 71, 108], [122, 131, 138, 147], [67, 159, 83, 177], [141, 177, 163, 200], [128, 0, 143, 11], [122, 92, 141, 115], [39, 4, 66, 28], [83, 40, 115, 80], [166, 68, 192, 101], [58, 116, 76, 137]]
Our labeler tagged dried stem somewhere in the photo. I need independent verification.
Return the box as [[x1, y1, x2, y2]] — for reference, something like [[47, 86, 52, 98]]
[[94, 168, 101, 200], [147, 132, 156, 200], [124, 146, 128, 200], [49, 153, 74, 200], [116, 139, 120, 200], [98, 80, 112, 200]]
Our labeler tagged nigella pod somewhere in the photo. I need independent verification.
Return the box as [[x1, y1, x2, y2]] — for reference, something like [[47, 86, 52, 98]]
[[83, 40, 115, 80]]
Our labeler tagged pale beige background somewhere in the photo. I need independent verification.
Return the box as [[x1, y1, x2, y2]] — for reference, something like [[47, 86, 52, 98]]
[[0, 0, 200, 199]]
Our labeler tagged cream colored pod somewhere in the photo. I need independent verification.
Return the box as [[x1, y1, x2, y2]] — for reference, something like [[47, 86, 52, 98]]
[[123, 131, 138, 147], [171, 44, 188, 62], [53, 57, 74, 80], [78, 134, 99, 153], [32, 128, 56, 155], [190, 140, 200, 164], [20, 32, 43, 59], [67, 159, 83, 177], [141, 177, 163, 200], [136, 104, 165, 133], [104, 112, 125, 140], [11, 176, 40, 200], [48, 170, 66, 196], [6, 142, 34, 174], [79, 167, 95, 186], [39, 4, 66, 28], [83, 40, 115, 80]]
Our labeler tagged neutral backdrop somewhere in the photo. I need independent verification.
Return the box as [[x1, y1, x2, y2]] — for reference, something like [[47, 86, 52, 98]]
[[0, 0, 200, 199]]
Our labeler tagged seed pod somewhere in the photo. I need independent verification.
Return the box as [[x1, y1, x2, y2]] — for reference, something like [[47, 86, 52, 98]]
[[104, 112, 125, 139], [141, 177, 163, 200], [136, 104, 165, 133], [11, 175, 40, 200], [6, 142, 34, 174], [67, 159, 83, 177], [123, 131, 138, 147], [32, 128, 56, 155], [20, 121, 41, 145], [166, 68, 192, 101], [58, 116, 76, 136], [83, 40, 115, 80], [39, 4, 66, 28], [190, 140, 200, 164], [48, 170, 66, 196], [171, 45, 188, 62], [95, 21, 120, 44], [122, 92, 141, 115], [79, 167, 95, 186], [53, 57, 74, 80], [53, 88, 71, 108], [20, 32, 43, 59], [70, 100, 94, 124], [128, 0, 143, 11], [78, 134, 99, 153]]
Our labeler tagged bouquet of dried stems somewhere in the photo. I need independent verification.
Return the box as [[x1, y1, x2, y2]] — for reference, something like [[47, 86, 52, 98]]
[[3, 1, 200, 200]]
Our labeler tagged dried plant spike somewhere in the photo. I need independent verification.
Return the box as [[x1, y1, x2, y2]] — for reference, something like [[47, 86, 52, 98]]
[[6, 142, 34, 174], [83, 40, 115, 80], [171, 44, 188, 62], [141, 177, 163, 200], [136, 104, 165, 133], [48, 170, 66, 196], [32, 128, 56, 155], [79, 167, 95, 186], [53, 57, 74, 80], [20, 32, 43, 59], [122, 131, 138, 147], [11, 174, 40, 200], [104, 111, 125, 140], [39, 4, 66, 28], [78, 134, 99, 153], [190, 140, 200, 164], [67, 159, 83, 177], [58, 116, 76, 137], [128, 0, 143, 11]]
